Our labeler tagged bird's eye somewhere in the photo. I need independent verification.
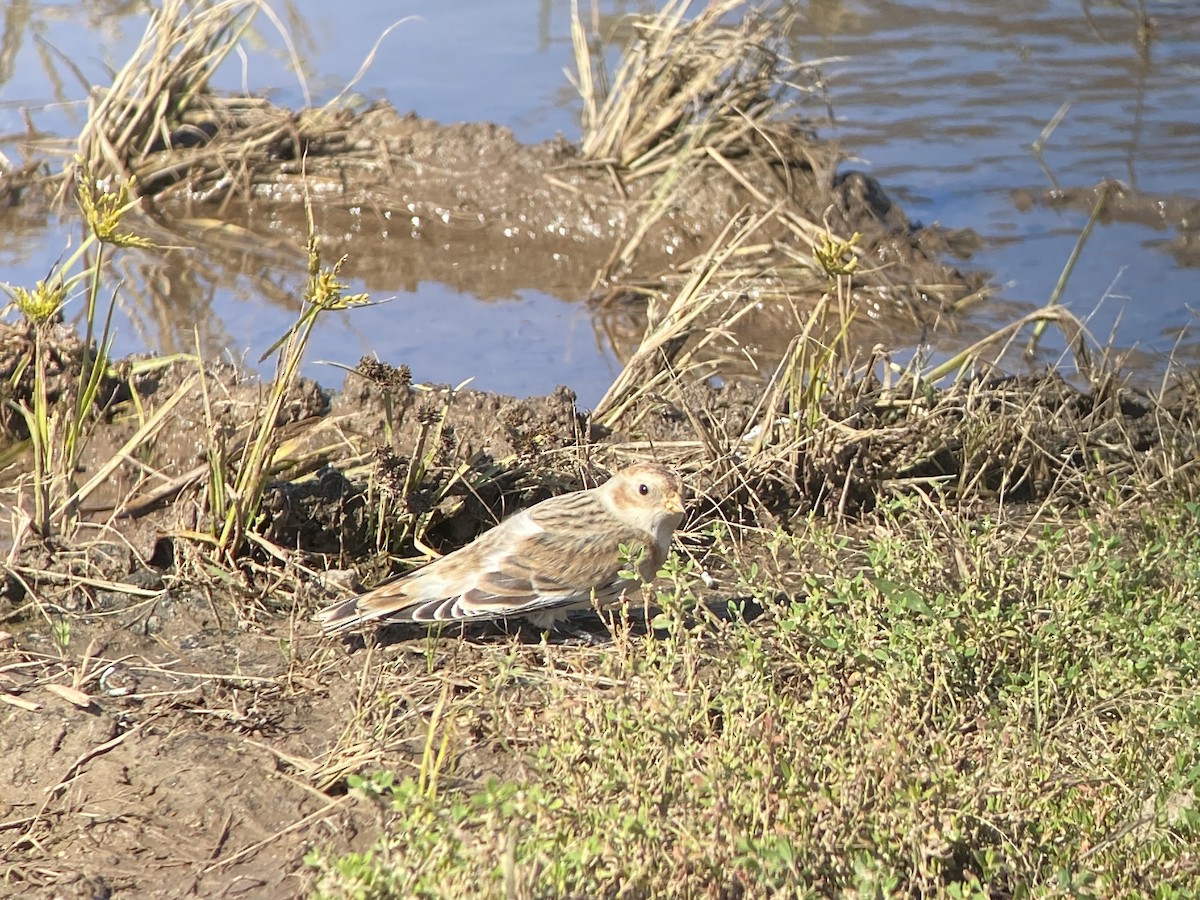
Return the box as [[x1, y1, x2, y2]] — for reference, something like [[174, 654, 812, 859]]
[[638, 483, 650, 496]]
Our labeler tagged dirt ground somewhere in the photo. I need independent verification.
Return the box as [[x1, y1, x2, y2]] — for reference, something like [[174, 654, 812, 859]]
[[3, 342, 1194, 897], [0, 348, 772, 897], [0, 364, 591, 896]]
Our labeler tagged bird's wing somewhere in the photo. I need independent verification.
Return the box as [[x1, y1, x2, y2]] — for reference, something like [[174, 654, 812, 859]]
[[401, 493, 653, 621], [317, 492, 657, 632]]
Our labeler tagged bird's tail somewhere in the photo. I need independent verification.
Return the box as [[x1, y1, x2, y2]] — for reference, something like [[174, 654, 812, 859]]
[[314, 596, 365, 635]]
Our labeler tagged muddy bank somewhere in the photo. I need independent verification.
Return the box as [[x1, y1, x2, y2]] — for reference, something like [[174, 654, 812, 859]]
[[1, 246, 1191, 555], [2, 339, 1195, 573], [100, 92, 986, 377], [152, 103, 971, 293]]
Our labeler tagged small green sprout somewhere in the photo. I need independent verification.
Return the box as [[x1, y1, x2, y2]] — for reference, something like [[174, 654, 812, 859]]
[[9, 280, 66, 324], [814, 230, 861, 279]]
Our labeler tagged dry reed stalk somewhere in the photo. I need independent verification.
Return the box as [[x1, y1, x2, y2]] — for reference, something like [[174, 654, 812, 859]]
[[71, 0, 261, 194], [572, 0, 814, 173], [591, 207, 778, 427]]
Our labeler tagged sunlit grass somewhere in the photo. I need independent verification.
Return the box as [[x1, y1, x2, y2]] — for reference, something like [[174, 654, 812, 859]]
[[306, 498, 1200, 897], [200, 224, 369, 558], [2, 168, 155, 536]]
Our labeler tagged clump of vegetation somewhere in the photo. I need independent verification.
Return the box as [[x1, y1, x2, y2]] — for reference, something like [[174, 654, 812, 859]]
[[571, 0, 984, 417], [69, 0, 272, 199], [572, 0, 817, 175], [1, 169, 175, 538], [199, 221, 369, 559], [306, 501, 1200, 896]]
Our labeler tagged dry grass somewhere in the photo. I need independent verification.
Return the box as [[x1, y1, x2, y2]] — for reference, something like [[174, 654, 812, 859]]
[[57, 0, 370, 209], [571, 0, 833, 283], [70, 0, 264, 197], [568, 0, 982, 413], [603, 311, 1200, 525], [571, 0, 822, 175]]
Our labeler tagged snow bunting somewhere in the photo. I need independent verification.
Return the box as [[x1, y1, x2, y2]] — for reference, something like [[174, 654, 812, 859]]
[[316, 462, 685, 634]]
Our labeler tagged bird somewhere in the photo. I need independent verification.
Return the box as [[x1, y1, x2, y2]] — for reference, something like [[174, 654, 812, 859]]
[[316, 462, 685, 635]]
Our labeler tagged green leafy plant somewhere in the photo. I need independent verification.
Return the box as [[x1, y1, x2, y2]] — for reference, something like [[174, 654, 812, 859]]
[[3, 168, 154, 536], [201, 220, 368, 558]]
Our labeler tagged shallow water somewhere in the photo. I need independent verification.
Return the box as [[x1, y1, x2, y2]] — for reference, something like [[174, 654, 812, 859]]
[[1, 0, 1197, 405], [792, 0, 1200, 373]]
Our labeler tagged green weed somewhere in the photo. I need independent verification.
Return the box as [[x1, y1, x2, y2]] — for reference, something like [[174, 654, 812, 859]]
[[307, 498, 1200, 896], [3, 168, 153, 536]]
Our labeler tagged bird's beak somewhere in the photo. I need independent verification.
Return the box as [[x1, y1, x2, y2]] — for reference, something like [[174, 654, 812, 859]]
[[666, 492, 685, 515]]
